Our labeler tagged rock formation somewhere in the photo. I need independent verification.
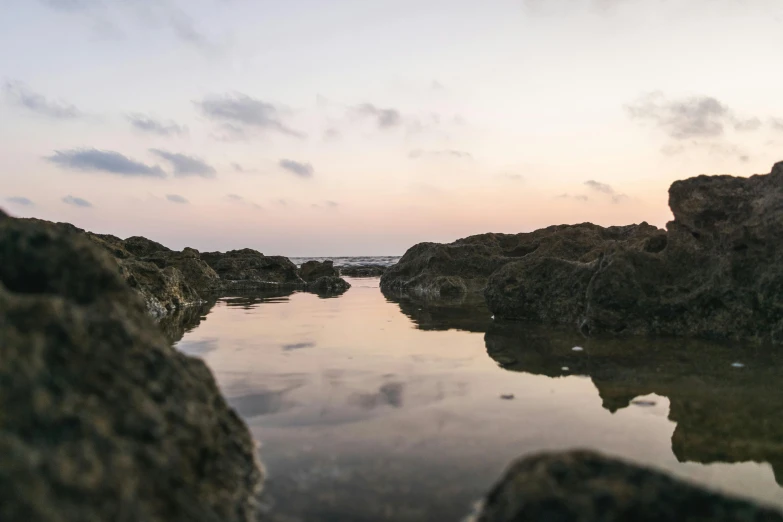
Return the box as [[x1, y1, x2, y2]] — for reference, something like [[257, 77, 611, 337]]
[[299, 260, 338, 282], [339, 264, 387, 277], [386, 162, 783, 343], [476, 450, 783, 522], [0, 211, 264, 522]]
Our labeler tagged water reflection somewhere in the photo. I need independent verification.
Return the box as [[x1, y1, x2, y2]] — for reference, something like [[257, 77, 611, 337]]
[[157, 298, 217, 344], [382, 291, 492, 333], [485, 320, 783, 484]]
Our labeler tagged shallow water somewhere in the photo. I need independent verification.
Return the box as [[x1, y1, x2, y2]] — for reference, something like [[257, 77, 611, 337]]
[[172, 276, 783, 521]]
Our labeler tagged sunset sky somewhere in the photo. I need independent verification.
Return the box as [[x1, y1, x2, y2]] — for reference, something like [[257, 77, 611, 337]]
[[2, 0, 782, 255]]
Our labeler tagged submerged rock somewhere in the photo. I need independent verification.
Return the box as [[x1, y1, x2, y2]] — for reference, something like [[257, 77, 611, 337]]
[[486, 162, 783, 343], [0, 212, 264, 522], [306, 275, 351, 295], [299, 260, 338, 282], [476, 450, 783, 522]]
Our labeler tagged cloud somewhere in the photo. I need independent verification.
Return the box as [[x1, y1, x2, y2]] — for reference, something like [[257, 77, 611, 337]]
[[46, 148, 166, 178], [166, 194, 189, 204], [38, 0, 96, 12], [499, 174, 525, 182], [62, 195, 92, 208], [325, 200, 339, 208], [626, 93, 734, 140], [227, 194, 243, 201], [557, 193, 589, 202], [150, 149, 216, 178], [771, 118, 783, 132], [128, 114, 186, 136], [168, 9, 212, 50], [226, 193, 263, 209], [409, 149, 472, 160], [661, 141, 750, 162], [734, 117, 763, 132], [3, 81, 82, 120], [279, 159, 314, 178], [5, 197, 34, 206], [584, 180, 627, 203], [323, 127, 341, 141], [431, 80, 446, 91], [196, 93, 305, 138], [353, 103, 402, 129], [231, 162, 259, 174]]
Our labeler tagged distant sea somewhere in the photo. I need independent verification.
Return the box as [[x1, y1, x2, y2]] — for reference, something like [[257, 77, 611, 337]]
[[290, 256, 400, 267]]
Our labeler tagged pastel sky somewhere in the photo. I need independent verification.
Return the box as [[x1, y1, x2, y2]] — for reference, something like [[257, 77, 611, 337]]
[[2, 0, 782, 255]]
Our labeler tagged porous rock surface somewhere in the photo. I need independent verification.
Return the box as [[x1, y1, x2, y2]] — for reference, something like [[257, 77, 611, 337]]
[[0, 211, 264, 522], [476, 450, 783, 522], [299, 260, 338, 282]]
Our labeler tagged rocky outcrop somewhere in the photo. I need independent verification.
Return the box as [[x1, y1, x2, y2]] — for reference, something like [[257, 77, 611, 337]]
[[143, 248, 221, 295], [486, 162, 783, 343], [339, 264, 387, 277], [307, 275, 351, 296], [201, 249, 303, 285], [381, 223, 664, 299], [476, 451, 783, 522], [0, 211, 263, 522], [299, 260, 338, 282]]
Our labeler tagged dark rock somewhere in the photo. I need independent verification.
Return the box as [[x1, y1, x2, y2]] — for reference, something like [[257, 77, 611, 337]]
[[476, 450, 783, 522], [306, 275, 351, 295], [339, 264, 387, 277], [123, 235, 171, 257], [117, 258, 203, 318], [143, 248, 221, 295], [0, 214, 263, 522], [201, 249, 304, 285], [157, 298, 217, 344], [381, 223, 663, 299], [299, 260, 338, 282], [485, 162, 783, 343]]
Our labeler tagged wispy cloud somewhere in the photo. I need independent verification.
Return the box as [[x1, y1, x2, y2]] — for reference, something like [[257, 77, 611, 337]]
[[626, 93, 733, 140], [557, 193, 589, 202], [38, 0, 97, 12], [62, 195, 92, 208], [128, 114, 186, 136], [279, 159, 314, 178], [3, 81, 83, 120], [46, 148, 166, 178], [409, 149, 472, 160], [771, 118, 783, 132], [166, 194, 189, 204], [584, 180, 627, 203], [353, 103, 402, 129], [150, 149, 216, 178], [226, 193, 262, 209], [196, 93, 305, 139], [5, 196, 34, 206], [661, 141, 750, 162]]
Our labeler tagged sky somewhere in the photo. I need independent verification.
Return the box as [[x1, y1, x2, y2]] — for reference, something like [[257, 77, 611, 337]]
[[1, 0, 782, 256]]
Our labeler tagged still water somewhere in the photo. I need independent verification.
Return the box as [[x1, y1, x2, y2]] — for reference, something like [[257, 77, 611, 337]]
[[169, 277, 783, 521]]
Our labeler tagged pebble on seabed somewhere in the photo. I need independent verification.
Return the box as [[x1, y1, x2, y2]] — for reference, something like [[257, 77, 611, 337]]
[[561, 367, 570, 371], [732, 362, 745, 368], [572, 346, 584, 352]]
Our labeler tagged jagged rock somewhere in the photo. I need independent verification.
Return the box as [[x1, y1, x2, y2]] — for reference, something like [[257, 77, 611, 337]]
[[381, 223, 663, 299], [123, 235, 171, 257], [143, 248, 221, 295], [299, 260, 338, 282], [476, 450, 783, 522], [0, 212, 263, 522], [486, 162, 783, 343], [116, 258, 202, 318], [306, 275, 351, 295], [201, 249, 304, 285], [339, 264, 387, 277]]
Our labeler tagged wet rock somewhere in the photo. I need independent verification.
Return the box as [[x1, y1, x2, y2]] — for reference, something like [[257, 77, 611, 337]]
[[299, 260, 338, 282], [476, 450, 783, 522], [117, 258, 203, 318], [201, 249, 304, 285], [0, 213, 263, 522], [381, 223, 663, 299], [122, 235, 171, 257], [306, 275, 351, 295], [485, 162, 783, 343], [339, 264, 387, 277], [157, 298, 218, 344]]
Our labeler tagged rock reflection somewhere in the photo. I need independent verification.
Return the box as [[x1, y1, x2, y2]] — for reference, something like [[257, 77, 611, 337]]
[[485, 320, 783, 485], [382, 291, 492, 333], [222, 289, 297, 309], [228, 385, 303, 418], [157, 298, 217, 344], [351, 382, 405, 410]]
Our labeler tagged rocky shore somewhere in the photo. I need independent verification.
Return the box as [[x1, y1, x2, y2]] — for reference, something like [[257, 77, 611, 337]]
[[0, 211, 264, 522], [14, 219, 351, 318], [383, 161, 783, 343]]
